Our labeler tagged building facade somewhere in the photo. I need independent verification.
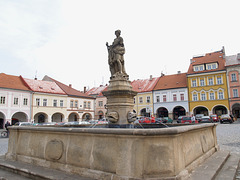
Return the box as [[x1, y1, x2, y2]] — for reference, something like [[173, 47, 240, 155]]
[[226, 53, 240, 118], [131, 76, 159, 117], [0, 74, 32, 127], [153, 73, 189, 119], [187, 48, 229, 116], [42, 76, 95, 121], [86, 85, 108, 120]]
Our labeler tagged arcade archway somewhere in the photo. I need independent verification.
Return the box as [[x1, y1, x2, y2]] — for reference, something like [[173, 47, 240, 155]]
[[212, 105, 228, 116], [173, 106, 186, 120], [11, 112, 28, 125], [157, 107, 168, 117], [68, 113, 79, 121], [52, 113, 64, 122], [34, 112, 48, 123], [193, 106, 208, 116]]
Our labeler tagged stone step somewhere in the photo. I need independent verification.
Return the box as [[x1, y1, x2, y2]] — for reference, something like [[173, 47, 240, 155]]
[[0, 156, 94, 180], [214, 153, 240, 180], [188, 150, 230, 180]]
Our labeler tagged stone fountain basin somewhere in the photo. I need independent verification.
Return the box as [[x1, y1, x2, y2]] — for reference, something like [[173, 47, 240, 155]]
[[6, 123, 218, 180]]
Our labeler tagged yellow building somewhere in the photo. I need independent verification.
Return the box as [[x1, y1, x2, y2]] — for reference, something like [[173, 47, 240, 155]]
[[131, 76, 160, 117], [187, 48, 229, 116]]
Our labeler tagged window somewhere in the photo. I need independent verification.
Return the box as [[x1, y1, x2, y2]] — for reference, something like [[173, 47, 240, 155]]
[[163, 95, 167, 102], [194, 66, 199, 71], [208, 78, 213, 85], [23, 98, 28, 105], [14, 97, 18, 105], [207, 64, 212, 70], [84, 101, 87, 108], [60, 100, 64, 107], [139, 97, 143, 103], [53, 100, 57, 107], [199, 66, 204, 71], [0, 96, 6, 104], [193, 94, 198, 101], [88, 102, 91, 109], [218, 91, 224, 99], [146, 96, 151, 103], [173, 94, 177, 101], [36, 98, 40, 106], [209, 92, 215, 100], [70, 100, 74, 108], [75, 101, 78, 108], [192, 79, 197, 87], [231, 73, 237, 82], [156, 96, 160, 103], [180, 94, 184, 101], [43, 99, 47, 106], [194, 65, 204, 71], [201, 93, 206, 101], [217, 77, 222, 84], [212, 64, 217, 69], [200, 79, 205, 86], [99, 101, 103, 107], [233, 89, 238, 98]]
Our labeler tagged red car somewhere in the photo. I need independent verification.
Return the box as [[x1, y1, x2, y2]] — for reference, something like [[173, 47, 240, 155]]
[[139, 117, 151, 124], [180, 116, 192, 123], [210, 114, 219, 122]]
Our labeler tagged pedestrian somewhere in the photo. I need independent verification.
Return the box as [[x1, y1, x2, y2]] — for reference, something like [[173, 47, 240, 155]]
[[4, 121, 11, 137], [191, 114, 196, 123]]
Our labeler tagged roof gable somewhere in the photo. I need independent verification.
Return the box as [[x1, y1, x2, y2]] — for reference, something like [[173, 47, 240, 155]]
[[131, 77, 160, 93], [0, 73, 30, 91], [153, 73, 187, 90], [187, 49, 225, 75], [43, 75, 94, 99]]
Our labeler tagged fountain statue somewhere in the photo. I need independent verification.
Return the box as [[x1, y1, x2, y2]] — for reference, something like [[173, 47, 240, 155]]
[[103, 30, 137, 125]]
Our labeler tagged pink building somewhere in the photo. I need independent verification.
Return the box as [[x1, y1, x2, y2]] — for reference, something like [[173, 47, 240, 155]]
[[226, 53, 240, 117]]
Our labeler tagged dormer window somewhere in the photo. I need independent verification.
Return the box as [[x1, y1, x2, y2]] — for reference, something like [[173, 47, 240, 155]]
[[194, 65, 204, 72], [206, 63, 218, 70]]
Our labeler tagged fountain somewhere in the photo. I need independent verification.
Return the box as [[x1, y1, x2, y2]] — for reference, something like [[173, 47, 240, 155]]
[[5, 30, 219, 180]]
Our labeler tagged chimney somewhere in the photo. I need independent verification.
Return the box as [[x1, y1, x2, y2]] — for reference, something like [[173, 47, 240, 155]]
[[177, 71, 181, 74], [150, 75, 153, 81], [69, 84, 72, 88], [34, 77, 37, 80], [161, 72, 165, 77], [84, 86, 86, 93]]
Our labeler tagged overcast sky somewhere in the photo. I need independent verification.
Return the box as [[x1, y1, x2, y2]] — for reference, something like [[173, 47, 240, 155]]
[[0, 0, 239, 91]]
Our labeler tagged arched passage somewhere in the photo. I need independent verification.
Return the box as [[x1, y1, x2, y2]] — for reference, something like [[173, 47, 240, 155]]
[[82, 113, 92, 121], [193, 106, 209, 116], [11, 112, 28, 125], [0, 112, 5, 129], [34, 112, 48, 123], [212, 105, 228, 116], [140, 108, 150, 117], [157, 107, 168, 118], [52, 112, 64, 122], [68, 113, 79, 122], [173, 106, 186, 120], [232, 103, 240, 118], [98, 110, 104, 120]]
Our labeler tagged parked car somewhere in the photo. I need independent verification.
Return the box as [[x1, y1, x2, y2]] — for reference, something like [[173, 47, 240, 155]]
[[180, 116, 192, 123], [220, 114, 233, 124], [195, 114, 204, 121], [199, 116, 212, 123], [210, 114, 219, 122], [138, 117, 151, 124], [162, 117, 173, 123], [13, 122, 33, 126], [79, 121, 91, 125], [177, 116, 184, 123]]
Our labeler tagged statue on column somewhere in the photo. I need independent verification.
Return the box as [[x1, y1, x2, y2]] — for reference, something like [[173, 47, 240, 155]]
[[106, 30, 127, 79]]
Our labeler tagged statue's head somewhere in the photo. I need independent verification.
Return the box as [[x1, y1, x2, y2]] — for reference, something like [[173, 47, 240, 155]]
[[115, 30, 121, 36]]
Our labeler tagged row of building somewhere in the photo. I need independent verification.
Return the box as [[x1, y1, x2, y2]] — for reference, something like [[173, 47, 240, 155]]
[[88, 48, 240, 120], [0, 48, 240, 128]]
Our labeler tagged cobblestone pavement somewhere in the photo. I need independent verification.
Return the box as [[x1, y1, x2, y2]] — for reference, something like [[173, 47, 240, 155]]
[[216, 119, 240, 155], [0, 137, 8, 156]]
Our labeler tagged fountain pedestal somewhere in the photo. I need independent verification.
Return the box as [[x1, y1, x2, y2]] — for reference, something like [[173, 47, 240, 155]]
[[103, 75, 137, 125]]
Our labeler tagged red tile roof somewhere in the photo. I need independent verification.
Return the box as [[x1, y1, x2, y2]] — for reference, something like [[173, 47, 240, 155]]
[[131, 76, 160, 93], [153, 73, 187, 90], [24, 78, 66, 95], [0, 73, 30, 91], [86, 85, 108, 97], [42, 76, 94, 99], [187, 49, 225, 75]]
